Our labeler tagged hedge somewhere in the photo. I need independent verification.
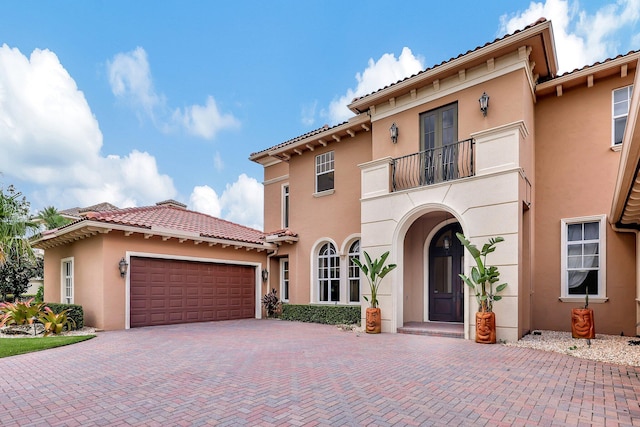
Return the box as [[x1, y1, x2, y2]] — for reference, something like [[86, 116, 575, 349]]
[[44, 303, 84, 330], [280, 304, 360, 325]]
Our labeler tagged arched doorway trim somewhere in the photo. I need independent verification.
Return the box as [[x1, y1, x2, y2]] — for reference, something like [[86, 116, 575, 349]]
[[391, 203, 467, 333]]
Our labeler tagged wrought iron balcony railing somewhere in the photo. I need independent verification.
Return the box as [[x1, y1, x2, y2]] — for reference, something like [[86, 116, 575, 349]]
[[392, 139, 475, 191]]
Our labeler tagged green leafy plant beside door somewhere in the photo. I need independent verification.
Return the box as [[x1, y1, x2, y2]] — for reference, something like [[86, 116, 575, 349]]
[[352, 250, 397, 333]]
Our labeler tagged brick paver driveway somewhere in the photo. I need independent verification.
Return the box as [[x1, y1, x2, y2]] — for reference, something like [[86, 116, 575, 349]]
[[1, 320, 639, 426]]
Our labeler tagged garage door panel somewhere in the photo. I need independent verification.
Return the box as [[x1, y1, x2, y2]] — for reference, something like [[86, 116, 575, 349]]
[[130, 257, 255, 328]]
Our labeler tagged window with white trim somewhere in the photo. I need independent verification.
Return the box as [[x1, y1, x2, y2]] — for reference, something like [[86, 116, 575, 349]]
[[280, 259, 289, 302], [318, 242, 339, 302], [61, 258, 74, 304], [561, 215, 606, 300], [348, 240, 360, 303], [315, 151, 334, 193], [613, 85, 633, 146], [282, 184, 289, 228]]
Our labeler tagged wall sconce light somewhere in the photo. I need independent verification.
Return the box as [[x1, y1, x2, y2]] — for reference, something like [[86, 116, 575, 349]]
[[479, 92, 490, 116], [118, 257, 129, 278], [261, 269, 269, 282], [390, 122, 399, 143]]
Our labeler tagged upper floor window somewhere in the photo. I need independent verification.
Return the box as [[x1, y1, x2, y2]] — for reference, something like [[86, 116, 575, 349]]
[[282, 184, 289, 228], [420, 103, 458, 151], [613, 85, 633, 146], [316, 151, 334, 193], [348, 240, 361, 303], [560, 215, 607, 301], [61, 257, 74, 304], [318, 242, 339, 302]]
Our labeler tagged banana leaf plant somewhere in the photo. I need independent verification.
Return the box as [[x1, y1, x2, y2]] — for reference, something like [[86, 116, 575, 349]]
[[456, 233, 507, 313], [352, 250, 397, 308]]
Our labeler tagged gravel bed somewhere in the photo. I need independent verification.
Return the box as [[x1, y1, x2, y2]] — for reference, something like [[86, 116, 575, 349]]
[[505, 330, 640, 367]]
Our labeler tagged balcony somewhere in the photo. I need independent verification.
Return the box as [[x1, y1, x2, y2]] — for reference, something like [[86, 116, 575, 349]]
[[392, 139, 475, 192]]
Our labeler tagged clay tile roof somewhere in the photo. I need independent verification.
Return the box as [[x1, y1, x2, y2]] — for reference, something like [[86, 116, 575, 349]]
[[350, 18, 549, 104], [553, 49, 640, 78], [71, 204, 266, 245], [249, 122, 345, 158], [60, 202, 120, 217]]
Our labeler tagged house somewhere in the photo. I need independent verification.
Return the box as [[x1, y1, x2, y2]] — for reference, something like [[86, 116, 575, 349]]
[[32, 200, 272, 330], [33, 18, 640, 341], [250, 18, 640, 341]]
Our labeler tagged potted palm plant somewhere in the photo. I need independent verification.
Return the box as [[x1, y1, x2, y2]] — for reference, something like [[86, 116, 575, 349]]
[[456, 233, 508, 344], [353, 250, 397, 334]]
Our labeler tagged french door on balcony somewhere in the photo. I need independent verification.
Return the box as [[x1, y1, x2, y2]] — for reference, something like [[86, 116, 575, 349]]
[[429, 222, 464, 323], [420, 103, 458, 184]]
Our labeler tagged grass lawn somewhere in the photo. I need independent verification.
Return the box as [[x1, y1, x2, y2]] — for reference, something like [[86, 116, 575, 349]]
[[0, 335, 96, 358]]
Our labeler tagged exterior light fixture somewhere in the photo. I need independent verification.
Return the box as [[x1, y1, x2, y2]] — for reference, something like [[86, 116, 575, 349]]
[[479, 92, 490, 116], [118, 257, 128, 278], [390, 122, 399, 143], [262, 269, 269, 282]]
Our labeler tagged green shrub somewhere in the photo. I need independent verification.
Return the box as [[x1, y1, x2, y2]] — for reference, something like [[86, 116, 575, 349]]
[[35, 285, 44, 303], [280, 304, 360, 325], [44, 303, 83, 330]]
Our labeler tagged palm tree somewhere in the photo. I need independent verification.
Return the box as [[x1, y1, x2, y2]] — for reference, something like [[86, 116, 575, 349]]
[[36, 206, 70, 230], [0, 185, 38, 267]]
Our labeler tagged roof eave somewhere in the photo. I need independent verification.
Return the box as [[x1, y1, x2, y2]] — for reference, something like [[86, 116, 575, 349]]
[[348, 20, 555, 113]]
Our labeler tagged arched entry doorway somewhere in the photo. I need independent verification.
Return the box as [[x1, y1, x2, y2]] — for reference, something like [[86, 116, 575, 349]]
[[428, 222, 463, 322]]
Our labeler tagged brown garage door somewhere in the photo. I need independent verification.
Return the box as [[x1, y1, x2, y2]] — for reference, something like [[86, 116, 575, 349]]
[[129, 257, 255, 328]]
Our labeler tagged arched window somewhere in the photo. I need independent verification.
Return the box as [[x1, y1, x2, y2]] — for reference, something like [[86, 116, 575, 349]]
[[318, 243, 339, 302], [348, 240, 360, 303]]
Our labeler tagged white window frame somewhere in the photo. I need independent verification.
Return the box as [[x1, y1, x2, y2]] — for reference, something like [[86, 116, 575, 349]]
[[282, 184, 289, 229], [60, 257, 74, 304], [315, 151, 335, 194], [280, 259, 289, 302], [612, 85, 633, 146], [560, 215, 608, 303], [347, 240, 361, 304], [317, 242, 340, 303]]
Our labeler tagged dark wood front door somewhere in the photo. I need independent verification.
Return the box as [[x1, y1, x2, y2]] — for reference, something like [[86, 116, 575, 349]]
[[429, 223, 463, 322]]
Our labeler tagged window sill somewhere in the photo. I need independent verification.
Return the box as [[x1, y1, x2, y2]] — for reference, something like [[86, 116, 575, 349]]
[[610, 144, 622, 152], [313, 189, 335, 198], [559, 296, 608, 303]]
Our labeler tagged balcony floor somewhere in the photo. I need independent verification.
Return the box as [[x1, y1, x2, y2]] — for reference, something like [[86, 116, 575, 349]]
[[397, 321, 464, 339]]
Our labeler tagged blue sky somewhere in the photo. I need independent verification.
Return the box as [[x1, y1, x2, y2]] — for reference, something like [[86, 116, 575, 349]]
[[1, 0, 639, 230]]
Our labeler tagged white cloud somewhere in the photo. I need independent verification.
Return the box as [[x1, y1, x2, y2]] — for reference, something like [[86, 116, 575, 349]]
[[107, 47, 162, 117], [188, 174, 263, 230], [301, 100, 317, 126], [213, 152, 224, 172], [172, 96, 240, 139], [499, 0, 640, 73], [189, 185, 221, 218], [107, 47, 240, 140], [326, 47, 425, 124], [0, 44, 177, 209]]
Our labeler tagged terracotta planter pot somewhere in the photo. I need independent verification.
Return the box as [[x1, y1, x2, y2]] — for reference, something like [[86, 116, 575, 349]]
[[365, 307, 381, 334], [475, 311, 496, 344], [571, 308, 595, 339]]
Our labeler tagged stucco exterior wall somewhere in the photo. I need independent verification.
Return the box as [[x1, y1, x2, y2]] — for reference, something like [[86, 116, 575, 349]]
[[282, 131, 371, 305], [534, 72, 637, 335], [263, 160, 289, 232]]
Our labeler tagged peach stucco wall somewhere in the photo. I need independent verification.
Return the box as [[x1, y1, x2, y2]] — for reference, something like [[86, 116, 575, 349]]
[[273, 131, 370, 305], [534, 72, 637, 335], [372, 70, 530, 160], [263, 160, 290, 233], [44, 231, 268, 330]]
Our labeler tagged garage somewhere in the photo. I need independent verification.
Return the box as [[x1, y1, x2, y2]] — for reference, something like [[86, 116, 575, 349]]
[[129, 257, 256, 328]]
